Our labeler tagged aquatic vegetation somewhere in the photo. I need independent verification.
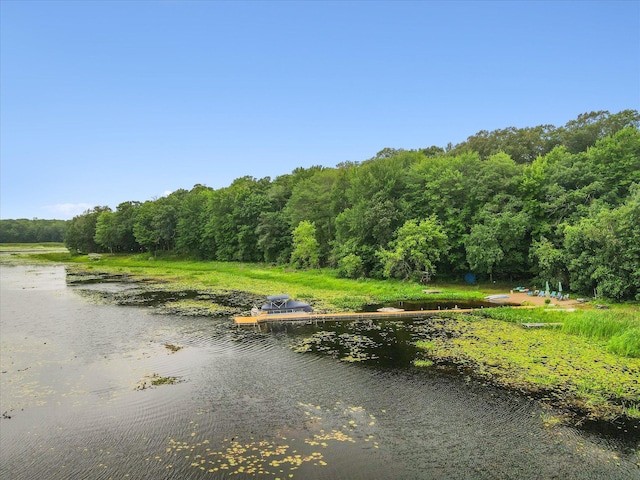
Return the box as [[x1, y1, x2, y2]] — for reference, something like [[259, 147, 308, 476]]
[[562, 311, 640, 358], [413, 359, 434, 367], [292, 331, 380, 362], [415, 314, 640, 423], [155, 300, 239, 317], [135, 373, 179, 390], [164, 343, 183, 353], [162, 402, 379, 477], [25, 252, 487, 312], [478, 307, 640, 358], [290, 319, 421, 365]]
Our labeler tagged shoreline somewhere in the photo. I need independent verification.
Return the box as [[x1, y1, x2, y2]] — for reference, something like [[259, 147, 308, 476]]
[[3, 252, 639, 440]]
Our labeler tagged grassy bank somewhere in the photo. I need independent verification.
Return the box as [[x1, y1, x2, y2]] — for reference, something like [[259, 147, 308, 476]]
[[20, 251, 487, 310], [476, 307, 640, 358], [416, 311, 640, 424]]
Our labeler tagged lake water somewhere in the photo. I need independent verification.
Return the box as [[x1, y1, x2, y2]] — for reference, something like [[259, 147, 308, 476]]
[[1, 264, 638, 479]]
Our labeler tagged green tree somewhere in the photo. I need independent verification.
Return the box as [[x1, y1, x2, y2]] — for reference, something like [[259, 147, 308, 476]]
[[529, 236, 566, 287], [93, 202, 141, 253], [290, 220, 320, 269], [94, 210, 118, 253], [284, 168, 337, 262], [132, 192, 185, 255], [405, 152, 483, 273], [65, 207, 111, 254], [0, 219, 67, 243], [450, 124, 560, 164], [175, 185, 214, 258], [203, 177, 270, 262], [464, 224, 503, 283], [333, 151, 420, 275], [256, 211, 292, 263], [465, 195, 531, 281], [564, 186, 640, 300], [337, 253, 364, 279], [558, 110, 640, 154], [112, 201, 141, 252], [377, 217, 448, 281]]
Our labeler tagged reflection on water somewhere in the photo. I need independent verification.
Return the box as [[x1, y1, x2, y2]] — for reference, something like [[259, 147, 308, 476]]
[[0, 264, 638, 480]]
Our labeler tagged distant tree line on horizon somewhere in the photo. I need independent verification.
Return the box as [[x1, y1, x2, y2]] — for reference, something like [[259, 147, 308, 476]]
[[0, 218, 67, 243], [4, 110, 639, 300]]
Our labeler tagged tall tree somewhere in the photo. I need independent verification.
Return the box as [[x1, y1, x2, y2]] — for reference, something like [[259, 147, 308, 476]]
[[564, 186, 640, 300], [65, 207, 111, 254], [284, 168, 337, 262], [290, 220, 320, 269], [377, 217, 448, 281], [175, 185, 214, 258], [94, 210, 118, 253]]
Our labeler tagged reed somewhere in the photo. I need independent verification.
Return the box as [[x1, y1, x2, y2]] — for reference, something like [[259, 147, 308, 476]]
[[562, 311, 640, 358], [476, 307, 569, 324], [476, 307, 640, 358], [606, 327, 640, 358], [562, 310, 638, 340]]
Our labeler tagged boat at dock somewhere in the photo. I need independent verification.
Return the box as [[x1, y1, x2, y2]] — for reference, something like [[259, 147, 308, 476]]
[[258, 295, 313, 315]]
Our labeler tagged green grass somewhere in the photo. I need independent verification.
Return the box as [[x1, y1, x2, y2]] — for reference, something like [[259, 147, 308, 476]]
[[416, 314, 640, 422], [562, 310, 638, 339], [0, 242, 67, 251], [562, 310, 640, 358], [606, 328, 640, 358], [20, 251, 486, 311], [477, 307, 640, 358]]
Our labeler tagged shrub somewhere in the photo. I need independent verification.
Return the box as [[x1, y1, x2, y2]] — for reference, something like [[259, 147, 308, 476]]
[[337, 253, 364, 279]]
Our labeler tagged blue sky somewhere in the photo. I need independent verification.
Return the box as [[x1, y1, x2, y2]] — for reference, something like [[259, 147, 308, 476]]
[[1, 0, 639, 220]]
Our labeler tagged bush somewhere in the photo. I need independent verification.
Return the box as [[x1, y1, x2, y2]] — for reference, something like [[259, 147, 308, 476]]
[[337, 253, 364, 279]]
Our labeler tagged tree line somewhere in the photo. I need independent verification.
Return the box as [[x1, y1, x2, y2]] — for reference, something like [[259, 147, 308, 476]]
[[35, 110, 640, 300], [0, 218, 67, 243]]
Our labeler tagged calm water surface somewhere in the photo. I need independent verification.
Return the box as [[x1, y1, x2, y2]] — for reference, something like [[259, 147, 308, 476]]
[[1, 264, 638, 479]]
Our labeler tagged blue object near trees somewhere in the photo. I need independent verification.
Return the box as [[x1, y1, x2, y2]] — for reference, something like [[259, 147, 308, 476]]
[[464, 273, 476, 284]]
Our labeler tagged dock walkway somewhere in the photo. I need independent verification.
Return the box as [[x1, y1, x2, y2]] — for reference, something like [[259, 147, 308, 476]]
[[235, 307, 480, 326]]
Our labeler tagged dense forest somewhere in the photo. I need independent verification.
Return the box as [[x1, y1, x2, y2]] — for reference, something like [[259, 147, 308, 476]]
[[0, 218, 67, 243], [8, 110, 640, 300]]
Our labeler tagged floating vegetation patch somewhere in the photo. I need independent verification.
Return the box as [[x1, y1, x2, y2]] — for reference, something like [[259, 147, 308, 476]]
[[161, 401, 379, 477], [154, 300, 239, 317], [65, 267, 134, 285], [290, 319, 429, 367], [135, 373, 180, 390], [164, 343, 183, 353]]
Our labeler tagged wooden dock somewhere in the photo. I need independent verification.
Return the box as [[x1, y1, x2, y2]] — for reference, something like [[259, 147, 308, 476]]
[[521, 322, 563, 328], [234, 308, 479, 326]]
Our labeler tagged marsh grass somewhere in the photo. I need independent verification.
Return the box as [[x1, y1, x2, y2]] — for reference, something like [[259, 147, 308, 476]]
[[23, 252, 486, 310], [562, 311, 640, 358], [562, 311, 638, 339], [478, 307, 640, 358], [416, 314, 640, 421]]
